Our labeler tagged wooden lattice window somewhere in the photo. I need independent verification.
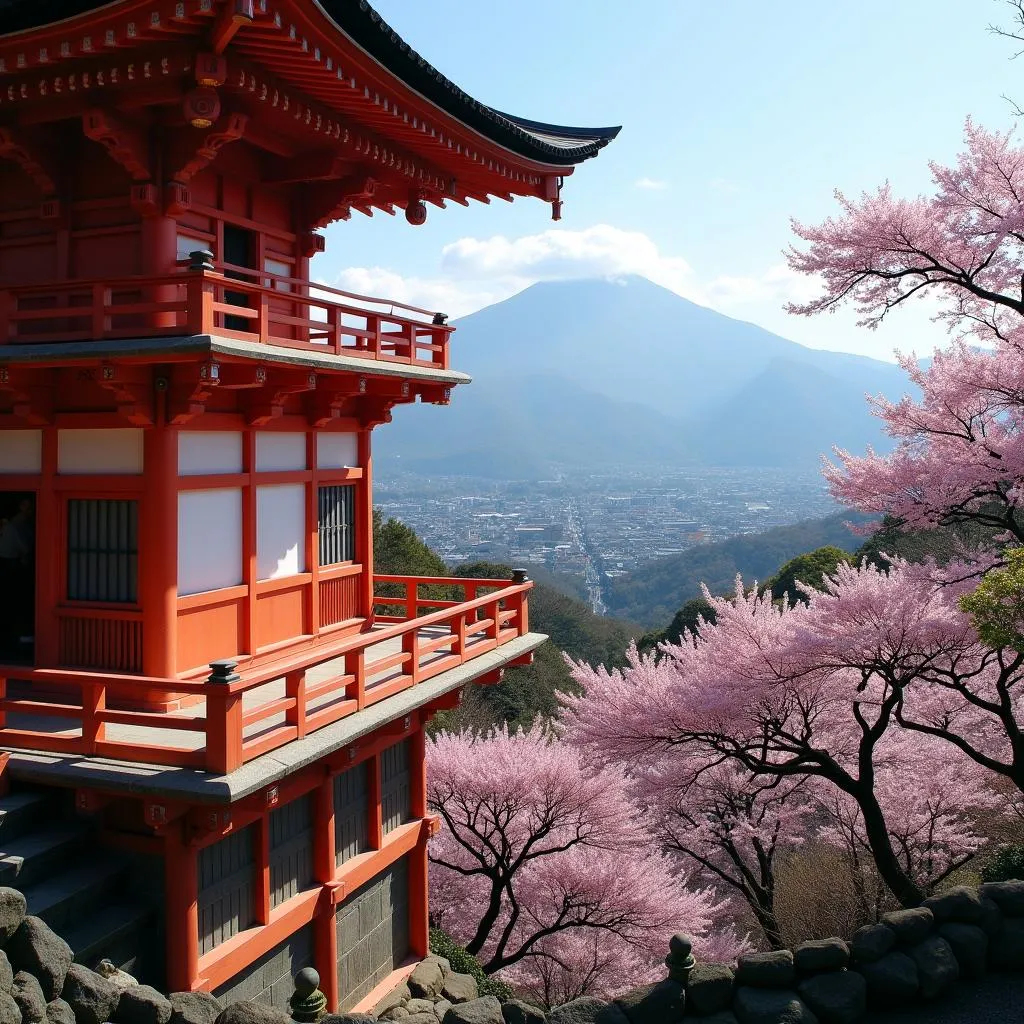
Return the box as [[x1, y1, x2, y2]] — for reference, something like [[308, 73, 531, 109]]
[[318, 485, 356, 566], [66, 499, 139, 603]]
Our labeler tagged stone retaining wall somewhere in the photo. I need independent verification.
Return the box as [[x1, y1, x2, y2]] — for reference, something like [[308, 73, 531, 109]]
[[214, 880, 1024, 1024]]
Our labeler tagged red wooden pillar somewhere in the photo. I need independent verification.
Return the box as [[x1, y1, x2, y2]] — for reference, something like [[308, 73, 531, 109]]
[[313, 778, 339, 1011], [34, 426, 59, 666], [409, 725, 429, 957], [141, 403, 178, 678], [368, 753, 383, 849], [165, 823, 199, 993], [141, 214, 177, 329], [358, 429, 373, 621]]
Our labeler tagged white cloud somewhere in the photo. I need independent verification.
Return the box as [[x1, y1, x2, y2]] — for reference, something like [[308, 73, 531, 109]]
[[328, 224, 887, 358], [634, 177, 669, 190]]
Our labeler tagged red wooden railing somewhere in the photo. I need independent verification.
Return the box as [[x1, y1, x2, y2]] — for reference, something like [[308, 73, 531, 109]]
[[0, 575, 530, 775], [0, 263, 452, 369]]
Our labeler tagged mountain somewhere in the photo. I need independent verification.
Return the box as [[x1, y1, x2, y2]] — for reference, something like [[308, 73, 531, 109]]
[[604, 510, 871, 626], [377, 276, 911, 473]]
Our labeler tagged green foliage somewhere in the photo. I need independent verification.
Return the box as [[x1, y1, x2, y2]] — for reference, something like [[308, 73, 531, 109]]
[[605, 511, 868, 626], [762, 546, 854, 606], [855, 514, 1003, 569], [429, 927, 515, 998], [960, 547, 1024, 651], [639, 597, 717, 654], [448, 561, 636, 731], [373, 510, 455, 612], [981, 844, 1024, 883]]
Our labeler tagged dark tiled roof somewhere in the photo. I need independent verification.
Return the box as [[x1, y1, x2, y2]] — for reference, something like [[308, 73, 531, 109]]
[[0, 0, 620, 167], [319, 0, 621, 165]]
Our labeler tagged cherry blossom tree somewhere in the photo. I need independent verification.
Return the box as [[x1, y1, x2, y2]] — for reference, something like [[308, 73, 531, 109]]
[[635, 753, 812, 950], [426, 726, 744, 1001], [564, 559, 1002, 909]]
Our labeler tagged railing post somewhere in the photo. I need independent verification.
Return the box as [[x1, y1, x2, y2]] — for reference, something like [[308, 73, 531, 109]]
[[257, 286, 270, 342], [0, 289, 11, 344], [92, 283, 112, 338], [431, 312, 448, 369], [206, 659, 243, 774], [403, 629, 420, 686], [487, 600, 500, 643], [345, 648, 365, 709], [512, 569, 530, 634], [81, 681, 106, 755], [453, 613, 467, 661], [285, 669, 307, 740], [328, 305, 341, 354], [186, 251, 215, 335]]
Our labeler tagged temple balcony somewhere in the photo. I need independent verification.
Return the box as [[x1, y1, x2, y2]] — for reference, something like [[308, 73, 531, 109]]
[[0, 574, 541, 780], [0, 257, 453, 370]]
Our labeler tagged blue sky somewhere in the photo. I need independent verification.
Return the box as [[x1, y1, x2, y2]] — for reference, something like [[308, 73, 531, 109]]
[[317, 1, 1023, 363]]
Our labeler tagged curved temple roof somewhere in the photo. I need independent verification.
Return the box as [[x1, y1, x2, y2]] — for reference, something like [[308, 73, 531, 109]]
[[0, 0, 620, 168]]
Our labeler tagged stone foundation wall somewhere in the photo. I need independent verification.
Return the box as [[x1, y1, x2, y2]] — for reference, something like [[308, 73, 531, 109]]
[[213, 925, 314, 1010]]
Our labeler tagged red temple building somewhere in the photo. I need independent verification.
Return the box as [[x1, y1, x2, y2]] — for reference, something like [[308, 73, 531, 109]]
[[0, 0, 617, 1011]]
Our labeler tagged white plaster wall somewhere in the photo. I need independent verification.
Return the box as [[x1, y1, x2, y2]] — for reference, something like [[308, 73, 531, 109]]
[[255, 432, 306, 472], [177, 488, 244, 596], [256, 484, 306, 580], [178, 431, 244, 476], [316, 432, 359, 469], [0, 430, 42, 473], [57, 428, 143, 474]]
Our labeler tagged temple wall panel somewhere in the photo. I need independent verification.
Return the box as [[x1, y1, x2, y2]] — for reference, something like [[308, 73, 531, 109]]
[[0, 429, 42, 473]]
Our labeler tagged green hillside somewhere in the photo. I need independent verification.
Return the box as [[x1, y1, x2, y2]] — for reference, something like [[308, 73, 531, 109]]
[[605, 511, 872, 626]]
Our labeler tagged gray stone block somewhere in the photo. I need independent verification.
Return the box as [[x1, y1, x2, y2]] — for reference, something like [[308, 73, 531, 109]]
[[796, 972, 865, 1024], [735, 951, 795, 989], [12, 970, 47, 1023], [547, 999, 628, 1024], [169, 992, 223, 1024], [45, 999, 75, 1024], [856, 951, 919, 1009], [409, 959, 445, 999], [980, 880, 1024, 917], [405, 1014, 440, 1024], [849, 925, 894, 965], [382, 1008, 409, 1021], [425, 955, 451, 980], [443, 997, 506, 1024], [938, 922, 988, 980], [116, 985, 173, 1024], [0, 890, 26, 944], [441, 974, 477, 1005], [212, 1003, 290, 1024], [374, 974, 409, 1015], [7, 916, 73, 1001], [979, 897, 1003, 937], [908, 936, 958, 999], [320, 1015, 376, 1024], [407, 1000, 437, 1015], [501, 1001, 545, 1024], [0, 952, 12, 994], [989, 916, 1024, 971], [614, 979, 685, 1024], [794, 940, 849, 975], [62, 963, 121, 1024], [880, 908, 934, 946], [686, 963, 734, 1016], [921, 887, 984, 924], [0, 992, 20, 1024], [733, 988, 818, 1024], [435, 1000, 454, 1021]]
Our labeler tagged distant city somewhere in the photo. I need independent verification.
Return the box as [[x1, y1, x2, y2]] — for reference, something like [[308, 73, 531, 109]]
[[375, 463, 838, 614]]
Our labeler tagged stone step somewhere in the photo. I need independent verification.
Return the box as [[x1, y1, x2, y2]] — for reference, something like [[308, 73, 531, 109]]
[[0, 822, 95, 889], [0, 791, 62, 843], [62, 902, 154, 976], [22, 856, 129, 935]]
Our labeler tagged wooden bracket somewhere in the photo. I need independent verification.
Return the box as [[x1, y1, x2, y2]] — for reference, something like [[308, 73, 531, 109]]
[[171, 112, 247, 183], [209, 2, 254, 56], [246, 371, 317, 426], [169, 361, 221, 425], [186, 806, 234, 842], [217, 363, 268, 390], [0, 368, 51, 425], [0, 127, 56, 194], [95, 363, 153, 426], [82, 108, 151, 181], [303, 174, 376, 230], [308, 385, 361, 427]]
